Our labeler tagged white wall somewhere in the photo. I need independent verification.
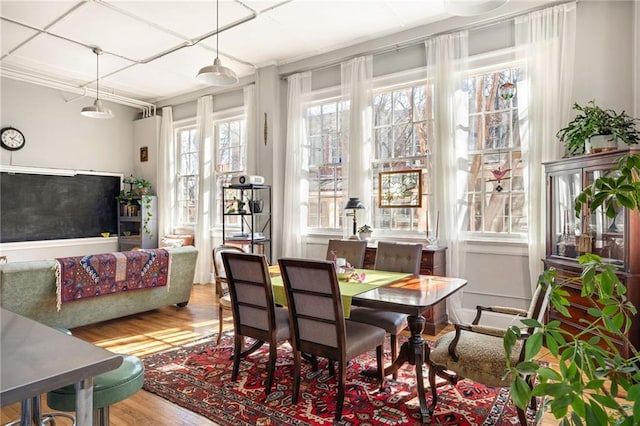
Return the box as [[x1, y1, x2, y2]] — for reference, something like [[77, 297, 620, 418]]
[[0, 78, 139, 261]]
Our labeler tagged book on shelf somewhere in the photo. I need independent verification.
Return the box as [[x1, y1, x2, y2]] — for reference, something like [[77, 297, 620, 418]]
[[226, 232, 265, 241]]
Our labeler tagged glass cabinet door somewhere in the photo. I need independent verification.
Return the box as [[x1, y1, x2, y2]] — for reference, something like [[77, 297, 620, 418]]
[[583, 168, 626, 267], [552, 171, 581, 258]]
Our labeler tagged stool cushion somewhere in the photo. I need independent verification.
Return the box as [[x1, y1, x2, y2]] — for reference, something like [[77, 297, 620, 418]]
[[47, 354, 144, 411]]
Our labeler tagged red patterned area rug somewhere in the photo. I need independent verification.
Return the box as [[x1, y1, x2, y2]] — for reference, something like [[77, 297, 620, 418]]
[[142, 332, 541, 425]]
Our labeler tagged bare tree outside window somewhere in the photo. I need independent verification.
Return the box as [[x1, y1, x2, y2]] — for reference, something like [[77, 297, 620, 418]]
[[464, 67, 526, 236], [372, 82, 434, 233], [305, 99, 349, 230], [217, 118, 247, 228], [174, 116, 247, 230], [176, 127, 198, 226]]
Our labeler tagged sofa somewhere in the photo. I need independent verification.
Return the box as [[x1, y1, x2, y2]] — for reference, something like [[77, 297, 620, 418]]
[[0, 246, 198, 329]]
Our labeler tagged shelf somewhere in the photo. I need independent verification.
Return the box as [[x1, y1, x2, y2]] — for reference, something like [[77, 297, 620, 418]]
[[119, 216, 141, 222], [222, 185, 272, 263]]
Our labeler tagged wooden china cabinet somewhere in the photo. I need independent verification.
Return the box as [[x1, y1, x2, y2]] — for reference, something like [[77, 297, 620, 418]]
[[362, 244, 448, 335], [543, 149, 639, 358]]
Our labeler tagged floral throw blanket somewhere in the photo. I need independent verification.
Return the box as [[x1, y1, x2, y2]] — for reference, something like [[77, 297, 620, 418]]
[[56, 248, 170, 309]]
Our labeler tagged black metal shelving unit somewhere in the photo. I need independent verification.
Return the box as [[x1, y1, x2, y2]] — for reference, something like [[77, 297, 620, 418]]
[[222, 184, 272, 263]]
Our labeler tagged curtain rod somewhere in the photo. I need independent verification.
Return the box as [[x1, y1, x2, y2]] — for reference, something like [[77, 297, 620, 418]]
[[280, 0, 576, 80]]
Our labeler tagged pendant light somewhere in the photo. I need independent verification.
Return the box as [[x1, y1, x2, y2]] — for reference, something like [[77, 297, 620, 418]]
[[444, 0, 509, 16], [81, 47, 114, 119], [196, 0, 238, 85]]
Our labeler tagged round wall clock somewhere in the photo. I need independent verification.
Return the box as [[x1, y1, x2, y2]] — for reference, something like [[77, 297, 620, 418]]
[[1, 127, 26, 151]]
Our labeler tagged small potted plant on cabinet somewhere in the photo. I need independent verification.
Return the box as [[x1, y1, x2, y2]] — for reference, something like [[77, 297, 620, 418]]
[[556, 100, 639, 156], [357, 224, 372, 240]]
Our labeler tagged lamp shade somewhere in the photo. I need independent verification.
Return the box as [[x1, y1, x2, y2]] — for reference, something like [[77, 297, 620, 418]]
[[197, 57, 239, 86], [80, 99, 113, 119], [344, 198, 364, 210]]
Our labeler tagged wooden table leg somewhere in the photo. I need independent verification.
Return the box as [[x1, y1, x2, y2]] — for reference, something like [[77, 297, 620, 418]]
[[363, 314, 431, 423]]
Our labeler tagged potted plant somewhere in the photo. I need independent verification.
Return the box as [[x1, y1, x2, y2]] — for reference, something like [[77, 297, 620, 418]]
[[556, 100, 640, 156], [357, 224, 372, 240], [505, 153, 640, 425], [135, 178, 152, 196]]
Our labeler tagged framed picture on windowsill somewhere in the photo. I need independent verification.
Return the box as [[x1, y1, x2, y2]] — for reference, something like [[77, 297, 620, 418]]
[[379, 169, 422, 208]]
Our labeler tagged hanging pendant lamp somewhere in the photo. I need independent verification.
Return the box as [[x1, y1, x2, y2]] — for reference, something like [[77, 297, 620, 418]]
[[81, 47, 113, 119], [197, 0, 238, 85]]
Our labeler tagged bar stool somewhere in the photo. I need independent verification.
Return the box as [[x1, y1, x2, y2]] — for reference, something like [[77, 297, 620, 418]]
[[46, 354, 144, 426]]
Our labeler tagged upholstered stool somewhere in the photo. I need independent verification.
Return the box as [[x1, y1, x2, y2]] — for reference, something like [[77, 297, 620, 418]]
[[46, 354, 144, 426]]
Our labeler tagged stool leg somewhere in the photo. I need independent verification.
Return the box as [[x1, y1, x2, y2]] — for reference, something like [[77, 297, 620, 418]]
[[20, 397, 33, 426], [93, 407, 108, 426]]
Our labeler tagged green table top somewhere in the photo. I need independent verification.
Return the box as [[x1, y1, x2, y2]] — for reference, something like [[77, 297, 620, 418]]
[[270, 269, 412, 318]]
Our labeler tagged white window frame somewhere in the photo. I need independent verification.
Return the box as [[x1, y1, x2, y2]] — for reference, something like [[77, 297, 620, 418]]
[[370, 68, 434, 238], [303, 86, 349, 235], [461, 50, 527, 242]]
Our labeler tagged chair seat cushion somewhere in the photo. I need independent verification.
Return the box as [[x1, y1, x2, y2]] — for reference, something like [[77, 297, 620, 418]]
[[47, 354, 145, 411], [274, 306, 291, 341], [220, 294, 232, 309], [429, 330, 522, 388], [344, 321, 385, 360], [348, 307, 407, 334]]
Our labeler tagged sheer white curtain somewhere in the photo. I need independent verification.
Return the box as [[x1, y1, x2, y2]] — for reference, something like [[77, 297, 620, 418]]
[[194, 96, 214, 284], [516, 3, 576, 291], [426, 31, 469, 324], [341, 56, 373, 226], [157, 106, 175, 240], [244, 85, 256, 170], [282, 72, 312, 257]]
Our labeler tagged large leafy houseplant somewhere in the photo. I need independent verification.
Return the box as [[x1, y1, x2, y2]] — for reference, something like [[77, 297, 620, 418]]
[[505, 153, 640, 425], [556, 101, 640, 156]]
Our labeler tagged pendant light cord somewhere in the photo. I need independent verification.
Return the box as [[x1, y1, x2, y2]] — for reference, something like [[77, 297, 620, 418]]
[[216, 0, 220, 60], [95, 48, 101, 101]]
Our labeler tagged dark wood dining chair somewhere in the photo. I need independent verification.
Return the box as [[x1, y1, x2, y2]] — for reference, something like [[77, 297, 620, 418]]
[[212, 245, 245, 345], [325, 239, 367, 268], [427, 279, 552, 423], [278, 258, 385, 423], [348, 241, 422, 378], [221, 251, 291, 395]]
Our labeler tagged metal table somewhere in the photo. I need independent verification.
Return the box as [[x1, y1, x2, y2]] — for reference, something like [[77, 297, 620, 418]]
[[1, 308, 123, 425]]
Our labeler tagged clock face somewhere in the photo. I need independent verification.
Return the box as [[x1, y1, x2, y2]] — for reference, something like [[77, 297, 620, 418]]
[[1, 127, 26, 151]]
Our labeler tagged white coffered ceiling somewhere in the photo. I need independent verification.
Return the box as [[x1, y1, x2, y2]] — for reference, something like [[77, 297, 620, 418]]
[[0, 1, 510, 106]]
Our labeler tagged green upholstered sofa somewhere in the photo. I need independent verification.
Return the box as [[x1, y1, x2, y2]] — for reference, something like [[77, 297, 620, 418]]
[[0, 246, 198, 329]]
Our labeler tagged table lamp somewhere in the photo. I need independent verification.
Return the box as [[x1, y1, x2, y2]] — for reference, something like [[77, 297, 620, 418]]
[[344, 197, 365, 239]]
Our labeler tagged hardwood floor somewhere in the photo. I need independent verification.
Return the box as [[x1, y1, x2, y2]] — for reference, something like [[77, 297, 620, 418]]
[[0, 284, 559, 425]]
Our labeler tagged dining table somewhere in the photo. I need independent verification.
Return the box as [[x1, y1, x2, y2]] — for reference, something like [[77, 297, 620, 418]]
[[1, 308, 123, 426], [270, 266, 468, 424]]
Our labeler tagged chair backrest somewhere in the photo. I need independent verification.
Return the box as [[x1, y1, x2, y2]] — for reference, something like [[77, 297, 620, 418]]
[[221, 252, 279, 340], [278, 258, 346, 361], [526, 280, 552, 332], [213, 245, 245, 281], [325, 239, 367, 268], [374, 241, 422, 274]]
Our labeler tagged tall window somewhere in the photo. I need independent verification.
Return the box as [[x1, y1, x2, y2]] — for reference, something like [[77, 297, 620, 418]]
[[174, 115, 247, 229], [176, 126, 198, 226], [371, 82, 434, 233], [305, 98, 349, 230], [217, 117, 247, 227], [463, 66, 525, 236]]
